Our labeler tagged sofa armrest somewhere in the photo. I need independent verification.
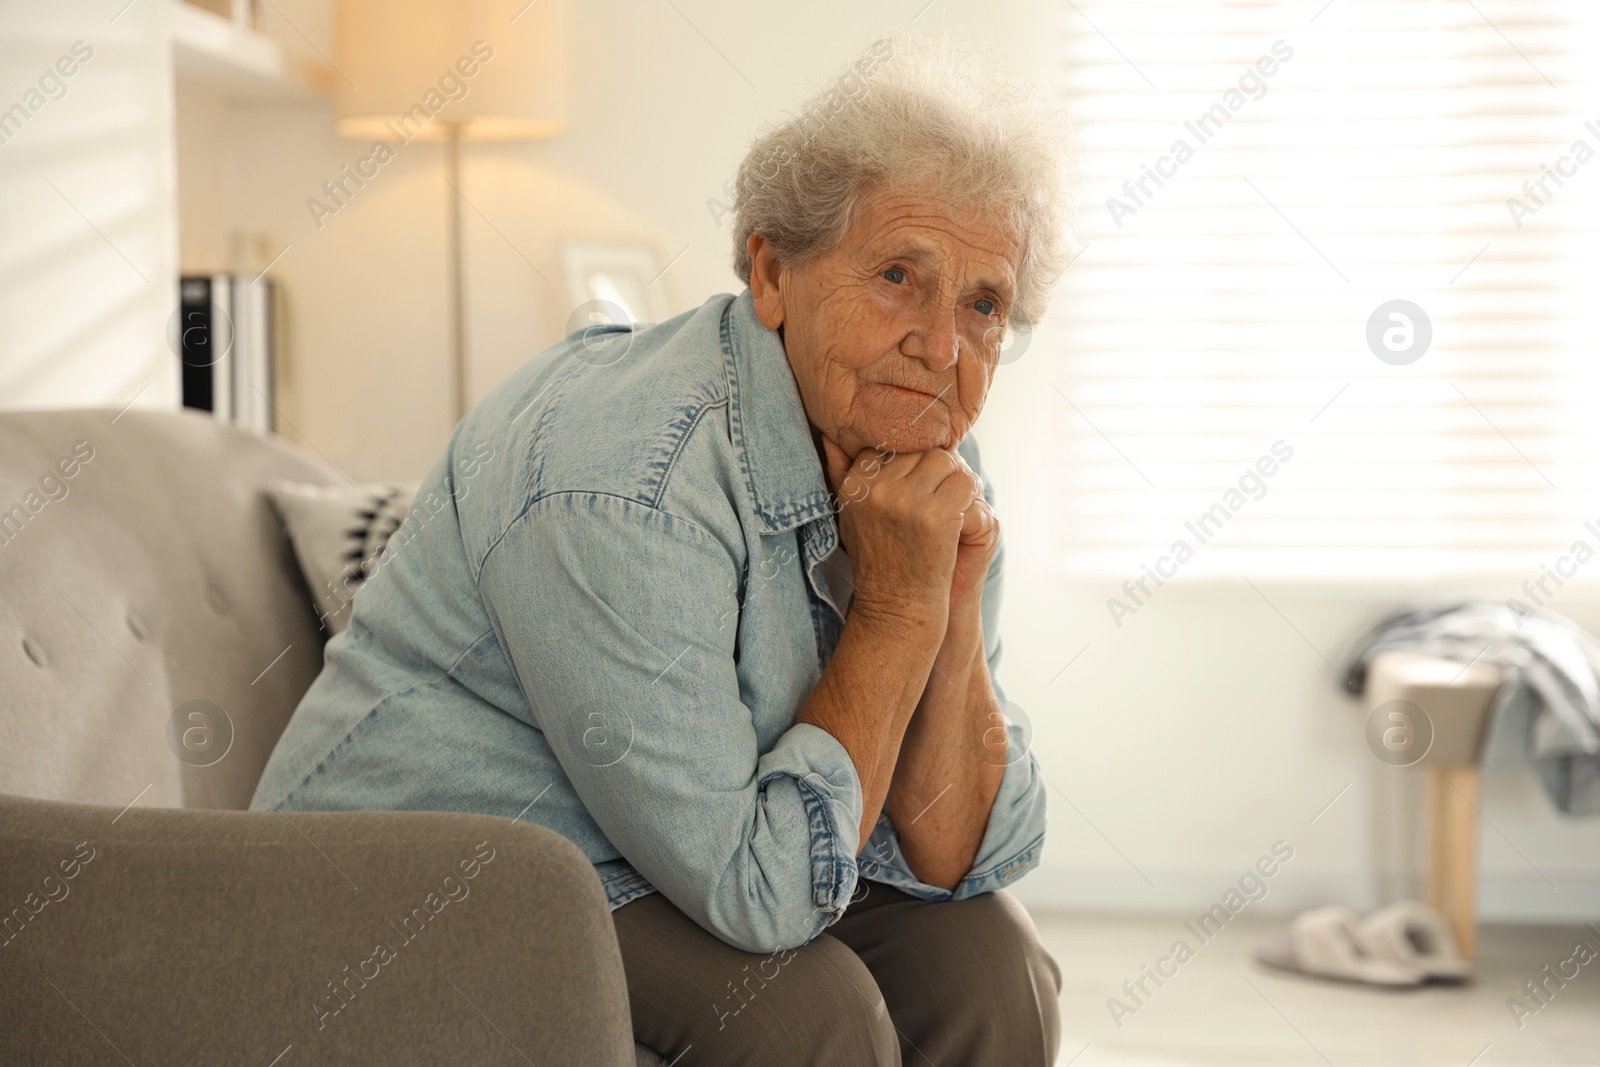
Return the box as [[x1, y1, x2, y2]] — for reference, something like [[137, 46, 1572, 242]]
[[0, 794, 636, 1066]]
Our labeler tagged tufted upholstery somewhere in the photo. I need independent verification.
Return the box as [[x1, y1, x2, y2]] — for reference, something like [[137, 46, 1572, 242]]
[[0, 407, 335, 811], [0, 408, 665, 1067]]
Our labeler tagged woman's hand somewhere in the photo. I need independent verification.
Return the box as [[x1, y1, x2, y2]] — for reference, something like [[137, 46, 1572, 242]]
[[821, 436, 980, 632], [950, 479, 999, 617]]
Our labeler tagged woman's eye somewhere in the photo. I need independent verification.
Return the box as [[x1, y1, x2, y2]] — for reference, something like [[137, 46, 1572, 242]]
[[974, 298, 997, 316], [883, 268, 907, 285]]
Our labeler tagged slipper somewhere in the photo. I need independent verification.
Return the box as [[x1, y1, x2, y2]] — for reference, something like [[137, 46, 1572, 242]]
[[1254, 904, 1427, 987], [1356, 901, 1472, 983]]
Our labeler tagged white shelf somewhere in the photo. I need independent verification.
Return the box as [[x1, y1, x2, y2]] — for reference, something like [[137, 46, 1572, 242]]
[[172, 2, 331, 100]]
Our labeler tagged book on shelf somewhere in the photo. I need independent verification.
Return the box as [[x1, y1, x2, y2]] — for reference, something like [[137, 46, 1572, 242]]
[[178, 273, 274, 434]]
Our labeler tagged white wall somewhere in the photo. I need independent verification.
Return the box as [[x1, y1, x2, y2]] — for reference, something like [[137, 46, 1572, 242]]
[[190, 0, 1600, 920], [985, 366, 1600, 919], [0, 0, 179, 413]]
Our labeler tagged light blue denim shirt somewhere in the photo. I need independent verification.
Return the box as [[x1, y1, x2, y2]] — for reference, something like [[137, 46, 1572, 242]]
[[252, 288, 1047, 953]]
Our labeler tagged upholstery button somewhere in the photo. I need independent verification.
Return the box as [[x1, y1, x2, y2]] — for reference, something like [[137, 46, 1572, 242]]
[[22, 637, 47, 667], [126, 612, 149, 641], [206, 585, 228, 614]]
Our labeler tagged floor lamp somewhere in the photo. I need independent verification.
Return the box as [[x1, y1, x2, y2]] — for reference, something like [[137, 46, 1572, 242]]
[[334, 0, 567, 423]]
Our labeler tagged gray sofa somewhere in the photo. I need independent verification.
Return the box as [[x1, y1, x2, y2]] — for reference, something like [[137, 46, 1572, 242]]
[[0, 408, 664, 1066]]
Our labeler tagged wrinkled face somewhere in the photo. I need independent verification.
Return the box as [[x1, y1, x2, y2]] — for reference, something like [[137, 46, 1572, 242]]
[[751, 185, 1022, 457]]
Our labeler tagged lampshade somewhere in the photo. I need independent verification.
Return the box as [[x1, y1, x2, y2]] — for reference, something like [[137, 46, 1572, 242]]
[[335, 0, 567, 142]]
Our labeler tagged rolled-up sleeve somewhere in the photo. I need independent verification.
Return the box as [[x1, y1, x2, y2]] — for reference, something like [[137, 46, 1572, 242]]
[[859, 731, 1047, 902], [857, 458, 1049, 902], [477, 491, 861, 953]]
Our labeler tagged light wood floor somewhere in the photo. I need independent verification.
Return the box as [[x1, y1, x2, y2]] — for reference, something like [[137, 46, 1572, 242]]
[[1030, 911, 1599, 1066]]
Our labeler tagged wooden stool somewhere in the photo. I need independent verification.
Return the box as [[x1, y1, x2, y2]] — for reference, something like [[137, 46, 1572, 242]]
[[1365, 651, 1502, 960]]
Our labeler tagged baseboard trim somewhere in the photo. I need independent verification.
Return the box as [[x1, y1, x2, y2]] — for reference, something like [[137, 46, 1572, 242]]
[[1007, 860, 1600, 923]]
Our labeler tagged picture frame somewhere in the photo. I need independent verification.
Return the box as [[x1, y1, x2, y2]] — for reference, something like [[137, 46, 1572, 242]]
[[558, 241, 669, 329]]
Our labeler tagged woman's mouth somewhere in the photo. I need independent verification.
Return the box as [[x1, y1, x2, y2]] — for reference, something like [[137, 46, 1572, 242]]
[[879, 383, 940, 400]]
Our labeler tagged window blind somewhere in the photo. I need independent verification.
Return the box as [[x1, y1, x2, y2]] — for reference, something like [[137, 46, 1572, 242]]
[[1049, 0, 1600, 582]]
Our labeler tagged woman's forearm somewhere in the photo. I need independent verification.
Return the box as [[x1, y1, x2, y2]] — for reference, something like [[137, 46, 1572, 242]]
[[885, 611, 1006, 891], [796, 602, 946, 851]]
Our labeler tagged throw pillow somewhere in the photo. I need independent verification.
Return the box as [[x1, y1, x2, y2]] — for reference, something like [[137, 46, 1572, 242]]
[[266, 480, 419, 635]]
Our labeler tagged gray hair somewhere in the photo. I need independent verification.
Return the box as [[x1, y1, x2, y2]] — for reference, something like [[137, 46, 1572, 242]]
[[731, 36, 1073, 331]]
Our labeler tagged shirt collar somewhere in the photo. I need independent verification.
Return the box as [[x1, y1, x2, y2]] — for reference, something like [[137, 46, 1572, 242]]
[[722, 287, 837, 535]]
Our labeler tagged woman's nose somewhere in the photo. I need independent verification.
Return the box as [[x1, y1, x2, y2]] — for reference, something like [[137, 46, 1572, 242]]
[[906, 309, 961, 371]]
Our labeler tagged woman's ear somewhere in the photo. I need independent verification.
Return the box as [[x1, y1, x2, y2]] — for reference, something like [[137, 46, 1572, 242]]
[[747, 234, 787, 331]]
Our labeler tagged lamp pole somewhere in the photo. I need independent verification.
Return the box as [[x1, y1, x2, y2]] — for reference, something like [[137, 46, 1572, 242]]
[[444, 121, 467, 425]]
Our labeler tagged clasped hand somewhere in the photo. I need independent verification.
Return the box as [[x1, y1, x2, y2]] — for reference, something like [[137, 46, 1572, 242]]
[[819, 436, 999, 632]]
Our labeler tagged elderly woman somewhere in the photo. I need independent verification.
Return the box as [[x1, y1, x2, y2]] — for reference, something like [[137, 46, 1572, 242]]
[[255, 36, 1070, 1066]]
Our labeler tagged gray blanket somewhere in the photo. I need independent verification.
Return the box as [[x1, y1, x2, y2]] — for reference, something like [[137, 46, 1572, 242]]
[[1340, 601, 1600, 816]]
